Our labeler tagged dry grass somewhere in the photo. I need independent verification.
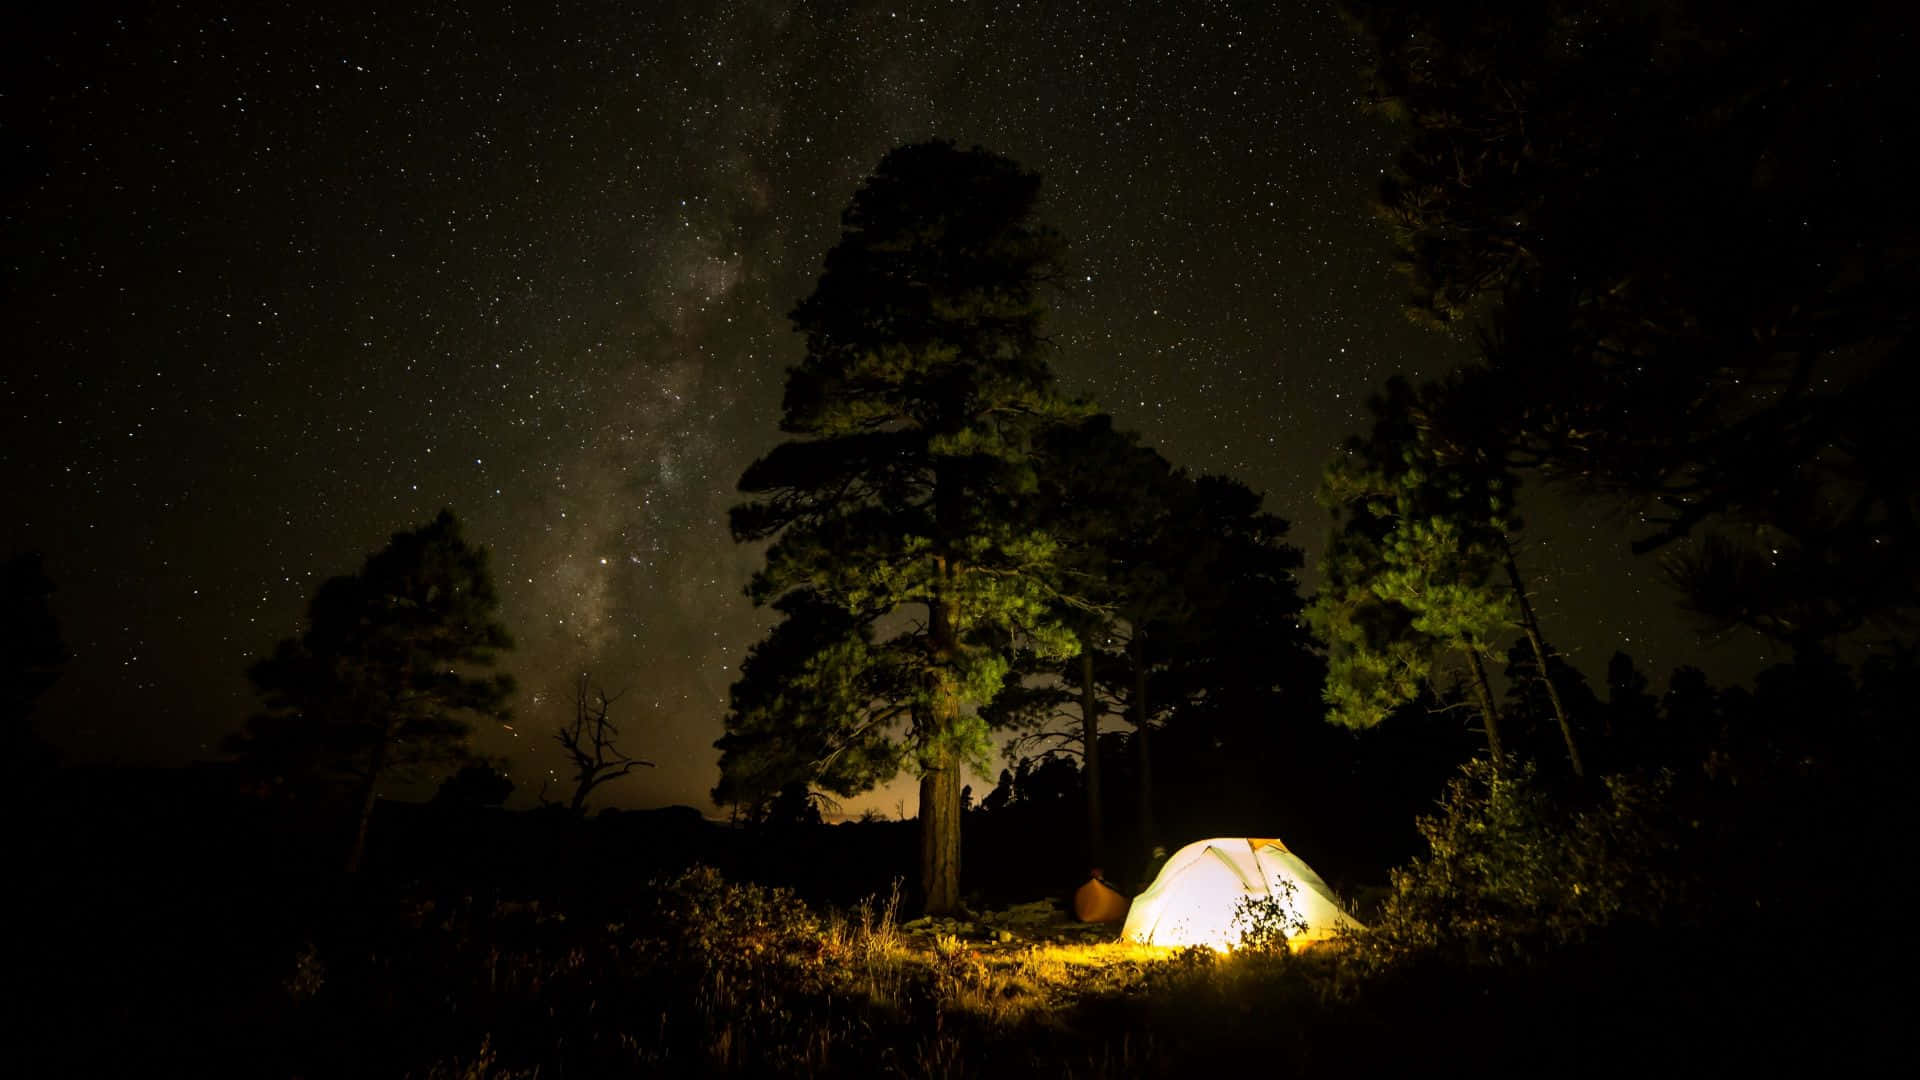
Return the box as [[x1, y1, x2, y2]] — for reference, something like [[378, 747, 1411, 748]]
[[942, 939, 1170, 1019], [361, 871, 1347, 1078], [821, 875, 913, 1007], [814, 878, 1187, 1028]]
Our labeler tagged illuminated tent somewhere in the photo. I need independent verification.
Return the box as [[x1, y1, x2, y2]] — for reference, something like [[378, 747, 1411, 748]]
[[1121, 837, 1361, 949]]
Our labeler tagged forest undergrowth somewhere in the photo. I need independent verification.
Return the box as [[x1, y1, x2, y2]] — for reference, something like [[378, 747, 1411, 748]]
[[131, 753, 1887, 1079]]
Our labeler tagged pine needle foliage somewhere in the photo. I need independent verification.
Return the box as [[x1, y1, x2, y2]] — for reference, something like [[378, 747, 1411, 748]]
[[723, 142, 1089, 910], [1307, 379, 1515, 734]]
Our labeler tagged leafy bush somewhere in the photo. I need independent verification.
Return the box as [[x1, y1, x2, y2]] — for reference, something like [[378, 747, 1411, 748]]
[[632, 866, 845, 1071], [642, 865, 829, 980], [1231, 882, 1307, 955], [1355, 760, 1676, 968]]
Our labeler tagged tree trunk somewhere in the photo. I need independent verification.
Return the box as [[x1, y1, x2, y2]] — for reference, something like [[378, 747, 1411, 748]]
[[1463, 645, 1508, 777], [1501, 537, 1585, 778], [918, 591, 965, 915], [918, 742, 964, 915], [1131, 631, 1155, 856], [1079, 645, 1103, 869], [345, 723, 393, 875]]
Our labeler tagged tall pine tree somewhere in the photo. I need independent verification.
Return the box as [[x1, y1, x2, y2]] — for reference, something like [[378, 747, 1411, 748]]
[[726, 142, 1085, 913], [990, 417, 1313, 866]]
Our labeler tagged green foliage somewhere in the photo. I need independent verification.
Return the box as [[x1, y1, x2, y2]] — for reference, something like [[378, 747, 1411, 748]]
[[1354, 0, 1920, 648], [1308, 522, 1435, 730], [643, 867, 834, 997], [1357, 760, 1676, 969], [994, 415, 1311, 752], [983, 417, 1180, 748], [1307, 378, 1516, 731], [721, 143, 1091, 882], [1231, 882, 1307, 956], [714, 589, 906, 808], [227, 510, 515, 793]]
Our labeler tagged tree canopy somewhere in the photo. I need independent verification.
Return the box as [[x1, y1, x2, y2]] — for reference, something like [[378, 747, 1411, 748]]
[[987, 415, 1313, 862], [722, 141, 1088, 913], [227, 509, 515, 872], [1308, 376, 1585, 775], [1308, 380, 1512, 746], [1354, 0, 1920, 653]]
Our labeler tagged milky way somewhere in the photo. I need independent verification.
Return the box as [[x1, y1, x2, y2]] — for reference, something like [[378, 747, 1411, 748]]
[[2, 1, 1749, 814]]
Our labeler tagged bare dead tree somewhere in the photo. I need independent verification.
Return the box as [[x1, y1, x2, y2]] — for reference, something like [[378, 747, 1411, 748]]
[[555, 673, 653, 814]]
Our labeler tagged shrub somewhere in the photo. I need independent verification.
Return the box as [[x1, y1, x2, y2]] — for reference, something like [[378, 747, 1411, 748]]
[[633, 866, 844, 1071], [642, 864, 827, 978], [1356, 760, 1676, 968], [1231, 882, 1307, 955]]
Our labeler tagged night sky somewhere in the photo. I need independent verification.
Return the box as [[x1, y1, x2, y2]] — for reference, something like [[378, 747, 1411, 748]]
[[3, 1, 1759, 815]]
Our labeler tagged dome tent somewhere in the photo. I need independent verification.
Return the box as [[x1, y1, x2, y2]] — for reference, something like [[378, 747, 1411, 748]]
[[1121, 837, 1361, 949]]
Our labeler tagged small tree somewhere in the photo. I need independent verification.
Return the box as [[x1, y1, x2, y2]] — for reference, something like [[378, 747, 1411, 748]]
[[1309, 383, 1510, 766], [1310, 377, 1587, 776], [228, 510, 514, 873], [553, 673, 653, 815]]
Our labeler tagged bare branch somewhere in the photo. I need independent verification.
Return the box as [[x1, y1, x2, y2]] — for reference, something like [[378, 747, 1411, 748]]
[[553, 672, 655, 815]]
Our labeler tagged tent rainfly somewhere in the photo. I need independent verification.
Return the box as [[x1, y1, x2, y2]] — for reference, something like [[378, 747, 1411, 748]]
[[1073, 871, 1131, 923], [1121, 837, 1362, 950]]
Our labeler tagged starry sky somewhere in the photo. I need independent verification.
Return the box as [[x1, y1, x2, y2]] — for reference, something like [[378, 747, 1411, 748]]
[[2, 0, 1762, 815]]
